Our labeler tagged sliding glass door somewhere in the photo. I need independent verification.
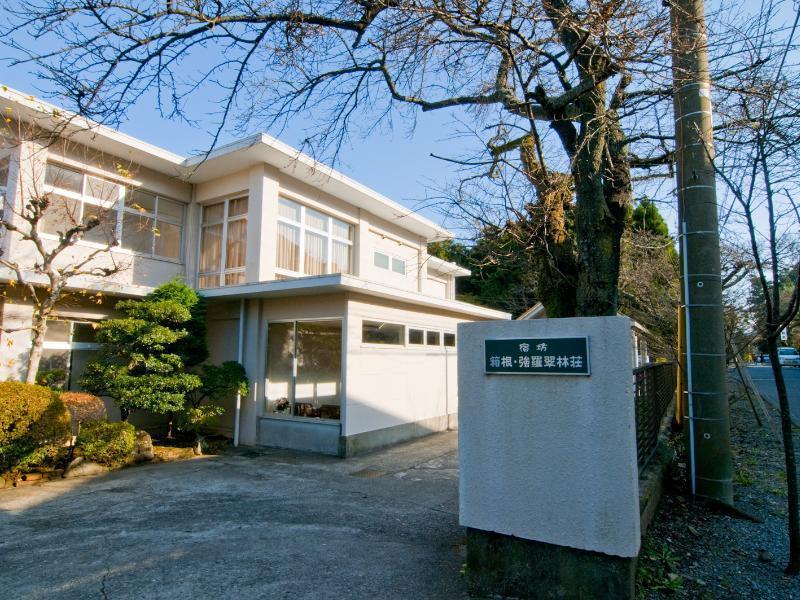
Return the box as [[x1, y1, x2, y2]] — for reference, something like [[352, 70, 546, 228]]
[[266, 320, 342, 421]]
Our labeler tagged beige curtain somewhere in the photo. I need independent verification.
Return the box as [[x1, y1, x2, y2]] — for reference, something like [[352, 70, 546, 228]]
[[225, 218, 247, 269], [200, 223, 222, 274], [304, 231, 327, 275], [331, 240, 351, 274], [277, 222, 300, 271]]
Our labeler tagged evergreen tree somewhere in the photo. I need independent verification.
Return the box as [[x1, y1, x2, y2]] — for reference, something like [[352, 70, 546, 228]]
[[81, 289, 202, 421]]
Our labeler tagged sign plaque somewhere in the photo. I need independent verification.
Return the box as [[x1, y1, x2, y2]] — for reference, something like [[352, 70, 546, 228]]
[[484, 337, 590, 375]]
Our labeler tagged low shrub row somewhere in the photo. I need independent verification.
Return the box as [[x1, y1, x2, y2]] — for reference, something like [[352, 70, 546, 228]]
[[1, 382, 134, 480]]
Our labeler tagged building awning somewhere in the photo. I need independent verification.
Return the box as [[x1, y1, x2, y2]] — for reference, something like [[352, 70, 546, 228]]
[[200, 273, 510, 320]]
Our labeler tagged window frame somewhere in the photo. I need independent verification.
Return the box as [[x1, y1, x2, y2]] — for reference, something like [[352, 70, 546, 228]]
[[373, 250, 407, 276], [275, 196, 354, 279], [41, 161, 185, 263], [361, 319, 406, 347], [197, 197, 248, 288]]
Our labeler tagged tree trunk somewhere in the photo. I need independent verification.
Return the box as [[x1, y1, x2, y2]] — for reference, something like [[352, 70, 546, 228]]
[[767, 336, 800, 574], [25, 323, 46, 385], [573, 87, 622, 317]]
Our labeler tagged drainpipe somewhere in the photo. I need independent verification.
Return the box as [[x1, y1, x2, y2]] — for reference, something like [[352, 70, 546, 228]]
[[233, 298, 245, 447]]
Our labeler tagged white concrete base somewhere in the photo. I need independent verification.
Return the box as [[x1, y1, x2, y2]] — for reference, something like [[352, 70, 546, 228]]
[[458, 316, 640, 558]]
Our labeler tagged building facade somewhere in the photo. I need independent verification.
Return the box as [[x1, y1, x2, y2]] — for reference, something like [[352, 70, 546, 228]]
[[0, 87, 508, 455]]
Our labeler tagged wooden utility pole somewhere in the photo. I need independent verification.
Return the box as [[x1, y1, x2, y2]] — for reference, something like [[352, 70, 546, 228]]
[[670, 0, 734, 504]]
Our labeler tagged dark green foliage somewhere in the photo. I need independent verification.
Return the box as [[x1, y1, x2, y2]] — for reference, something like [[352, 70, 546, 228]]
[[81, 283, 202, 420], [146, 279, 209, 366], [180, 361, 249, 446], [36, 368, 69, 390], [0, 382, 71, 478], [630, 198, 671, 241], [76, 420, 135, 466]]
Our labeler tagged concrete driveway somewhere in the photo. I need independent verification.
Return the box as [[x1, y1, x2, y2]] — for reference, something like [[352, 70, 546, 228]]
[[0, 432, 466, 599]]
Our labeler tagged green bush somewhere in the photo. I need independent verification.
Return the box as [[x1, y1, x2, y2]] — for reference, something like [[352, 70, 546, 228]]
[[76, 420, 135, 466], [0, 381, 71, 478]]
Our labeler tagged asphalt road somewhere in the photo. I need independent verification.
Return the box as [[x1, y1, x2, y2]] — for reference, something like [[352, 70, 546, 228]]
[[745, 365, 800, 425], [0, 431, 466, 600]]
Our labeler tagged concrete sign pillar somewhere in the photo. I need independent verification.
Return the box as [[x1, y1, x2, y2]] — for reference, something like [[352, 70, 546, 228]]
[[458, 316, 640, 599]]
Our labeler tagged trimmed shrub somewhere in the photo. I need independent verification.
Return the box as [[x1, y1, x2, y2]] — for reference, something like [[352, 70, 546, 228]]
[[76, 420, 135, 466], [0, 381, 71, 478], [62, 392, 106, 433]]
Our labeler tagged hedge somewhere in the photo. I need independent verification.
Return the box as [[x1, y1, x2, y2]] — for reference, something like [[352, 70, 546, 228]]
[[76, 420, 135, 466], [0, 381, 71, 478]]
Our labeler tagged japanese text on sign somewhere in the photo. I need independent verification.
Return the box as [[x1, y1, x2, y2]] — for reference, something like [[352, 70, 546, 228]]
[[484, 337, 590, 375]]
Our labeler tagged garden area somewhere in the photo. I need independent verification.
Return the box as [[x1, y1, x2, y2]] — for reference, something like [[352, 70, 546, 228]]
[[1, 281, 247, 486]]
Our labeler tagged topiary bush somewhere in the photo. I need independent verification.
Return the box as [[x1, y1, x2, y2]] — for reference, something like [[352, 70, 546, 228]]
[[0, 381, 71, 479], [62, 392, 107, 434], [76, 420, 135, 466]]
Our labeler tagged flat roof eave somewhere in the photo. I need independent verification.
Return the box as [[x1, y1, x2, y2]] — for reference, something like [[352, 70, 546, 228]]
[[199, 274, 510, 320]]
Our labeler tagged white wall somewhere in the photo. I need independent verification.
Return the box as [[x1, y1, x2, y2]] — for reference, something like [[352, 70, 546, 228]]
[[344, 294, 467, 437]]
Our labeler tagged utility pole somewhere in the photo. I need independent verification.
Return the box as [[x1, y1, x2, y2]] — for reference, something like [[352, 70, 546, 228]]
[[670, 0, 734, 504]]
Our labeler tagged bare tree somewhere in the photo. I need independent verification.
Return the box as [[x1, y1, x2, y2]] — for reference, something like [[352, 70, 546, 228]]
[[711, 0, 800, 572], [2, 0, 685, 317], [0, 114, 126, 384]]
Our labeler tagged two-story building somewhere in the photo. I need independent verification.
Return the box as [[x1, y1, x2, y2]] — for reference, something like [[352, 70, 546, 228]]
[[0, 87, 509, 455]]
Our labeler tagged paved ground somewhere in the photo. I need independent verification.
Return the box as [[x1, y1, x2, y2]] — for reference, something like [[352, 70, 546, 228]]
[[746, 365, 800, 424], [0, 432, 466, 599]]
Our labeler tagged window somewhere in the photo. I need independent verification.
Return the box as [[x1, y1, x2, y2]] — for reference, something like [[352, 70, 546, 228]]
[[362, 321, 405, 345], [374, 250, 407, 275], [198, 198, 248, 288], [276, 198, 353, 278], [426, 331, 441, 346], [42, 162, 184, 259], [408, 328, 424, 345], [266, 320, 342, 420], [444, 332, 456, 347], [41, 319, 102, 390]]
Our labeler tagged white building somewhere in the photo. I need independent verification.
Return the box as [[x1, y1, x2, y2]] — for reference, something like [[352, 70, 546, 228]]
[[0, 87, 508, 455]]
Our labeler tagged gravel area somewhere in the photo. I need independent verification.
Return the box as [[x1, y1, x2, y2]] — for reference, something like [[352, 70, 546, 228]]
[[639, 389, 800, 599]]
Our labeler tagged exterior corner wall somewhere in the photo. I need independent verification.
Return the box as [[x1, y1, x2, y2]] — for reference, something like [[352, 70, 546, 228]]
[[343, 294, 466, 439], [246, 164, 279, 283], [458, 316, 641, 559]]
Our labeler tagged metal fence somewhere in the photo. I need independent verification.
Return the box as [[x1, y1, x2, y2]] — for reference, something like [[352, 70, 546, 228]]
[[634, 362, 676, 469]]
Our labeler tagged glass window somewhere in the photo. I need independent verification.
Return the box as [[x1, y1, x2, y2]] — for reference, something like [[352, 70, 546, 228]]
[[332, 218, 353, 241], [198, 198, 247, 288], [154, 221, 182, 260], [122, 211, 153, 253], [83, 205, 119, 246], [278, 198, 301, 221], [331, 240, 351, 274], [362, 321, 404, 345], [44, 320, 71, 344], [374, 251, 389, 269], [426, 331, 441, 346], [44, 163, 184, 258], [409, 328, 424, 345], [0, 156, 10, 220], [304, 231, 327, 275], [392, 257, 406, 274], [45, 163, 82, 194], [40, 319, 102, 391], [276, 197, 353, 278], [444, 333, 456, 347], [40, 194, 81, 235], [85, 175, 120, 203], [277, 222, 300, 272], [266, 320, 342, 420]]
